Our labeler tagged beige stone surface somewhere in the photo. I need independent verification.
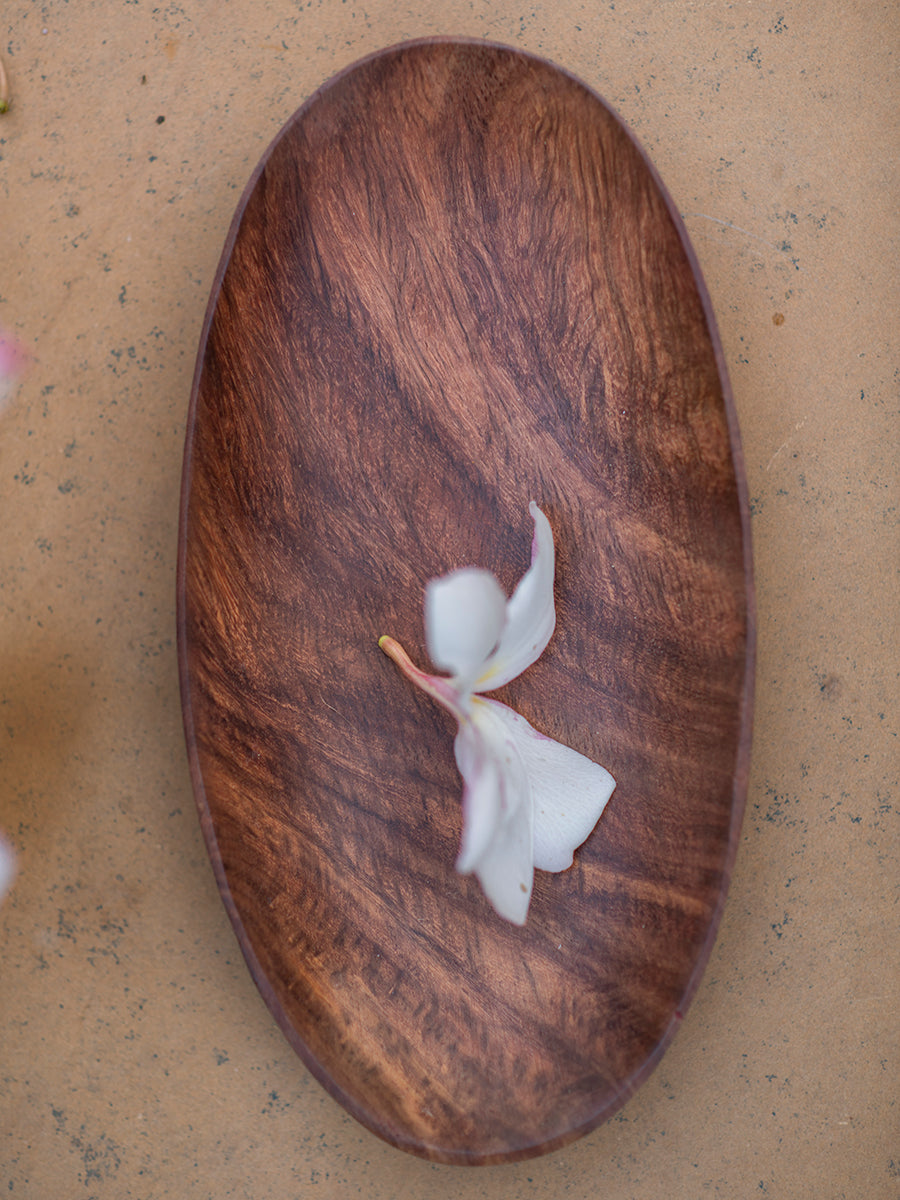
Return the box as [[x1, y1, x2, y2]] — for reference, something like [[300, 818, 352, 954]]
[[0, 2, 897, 1195]]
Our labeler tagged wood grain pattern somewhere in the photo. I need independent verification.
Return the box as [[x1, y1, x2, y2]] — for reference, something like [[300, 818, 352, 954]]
[[178, 39, 754, 1164]]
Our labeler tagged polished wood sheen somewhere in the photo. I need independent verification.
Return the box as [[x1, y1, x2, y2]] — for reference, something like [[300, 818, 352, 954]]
[[178, 39, 754, 1164]]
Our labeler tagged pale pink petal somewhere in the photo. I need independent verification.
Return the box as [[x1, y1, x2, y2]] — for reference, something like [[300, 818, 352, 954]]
[[0, 328, 26, 379]]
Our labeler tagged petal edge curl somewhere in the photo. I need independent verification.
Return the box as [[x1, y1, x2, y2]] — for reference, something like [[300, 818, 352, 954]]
[[474, 502, 556, 692]]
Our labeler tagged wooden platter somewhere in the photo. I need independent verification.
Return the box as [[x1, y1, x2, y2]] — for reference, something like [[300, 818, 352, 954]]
[[177, 39, 754, 1164]]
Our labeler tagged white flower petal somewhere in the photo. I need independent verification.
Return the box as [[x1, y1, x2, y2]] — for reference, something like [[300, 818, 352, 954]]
[[425, 567, 507, 683], [380, 501, 616, 927], [468, 803, 533, 925], [474, 502, 556, 692], [480, 699, 615, 873], [453, 699, 534, 925], [453, 718, 503, 874]]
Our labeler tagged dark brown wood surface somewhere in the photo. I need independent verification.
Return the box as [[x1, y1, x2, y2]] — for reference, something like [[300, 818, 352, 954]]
[[178, 39, 754, 1164]]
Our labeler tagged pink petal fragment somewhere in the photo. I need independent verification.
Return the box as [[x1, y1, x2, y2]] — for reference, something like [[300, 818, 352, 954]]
[[0, 327, 27, 411]]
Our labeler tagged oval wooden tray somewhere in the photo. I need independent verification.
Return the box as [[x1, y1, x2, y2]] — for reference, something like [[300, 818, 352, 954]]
[[177, 39, 754, 1165]]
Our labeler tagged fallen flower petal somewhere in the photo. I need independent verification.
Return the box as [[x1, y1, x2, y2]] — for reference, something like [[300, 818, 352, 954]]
[[473, 500, 556, 693], [476, 698, 615, 874], [379, 503, 616, 924], [425, 567, 507, 687], [0, 326, 27, 412]]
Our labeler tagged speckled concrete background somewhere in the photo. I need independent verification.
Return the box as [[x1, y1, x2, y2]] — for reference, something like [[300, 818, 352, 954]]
[[1, 2, 897, 1196]]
